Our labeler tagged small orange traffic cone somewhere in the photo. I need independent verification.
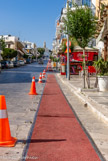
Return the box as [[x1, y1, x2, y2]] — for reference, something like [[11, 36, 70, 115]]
[[0, 95, 17, 147], [29, 76, 38, 95], [42, 72, 45, 78], [42, 70, 46, 78], [38, 73, 42, 83], [43, 69, 46, 76]]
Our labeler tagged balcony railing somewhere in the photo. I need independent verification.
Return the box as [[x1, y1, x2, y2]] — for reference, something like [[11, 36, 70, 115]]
[[96, 25, 105, 45]]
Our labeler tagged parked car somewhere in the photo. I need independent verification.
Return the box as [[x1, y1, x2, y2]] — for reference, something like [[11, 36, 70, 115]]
[[24, 59, 27, 64], [1, 61, 10, 69], [9, 61, 14, 68], [0, 63, 1, 72], [19, 60, 25, 66], [26, 59, 31, 64], [13, 61, 20, 67], [38, 58, 43, 64]]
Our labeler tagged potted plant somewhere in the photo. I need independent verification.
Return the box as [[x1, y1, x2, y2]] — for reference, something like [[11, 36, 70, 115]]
[[94, 58, 108, 91]]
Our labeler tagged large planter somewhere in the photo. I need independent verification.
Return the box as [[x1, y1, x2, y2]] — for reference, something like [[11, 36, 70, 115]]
[[98, 76, 108, 91], [61, 63, 66, 75]]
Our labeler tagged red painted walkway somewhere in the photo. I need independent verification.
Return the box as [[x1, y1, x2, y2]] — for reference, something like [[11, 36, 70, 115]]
[[26, 75, 100, 161]]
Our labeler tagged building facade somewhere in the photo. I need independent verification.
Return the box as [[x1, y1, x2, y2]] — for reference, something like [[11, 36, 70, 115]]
[[94, 1, 108, 60], [23, 41, 38, 58], [52, 0, 108, 60], [52, 0, 95, 56], [0, 35, 27, 60]]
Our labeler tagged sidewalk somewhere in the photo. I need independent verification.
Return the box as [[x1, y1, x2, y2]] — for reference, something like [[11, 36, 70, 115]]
[[56, 73, 108, 161], [57, 74, 108, 124], [26, 74, 101, 161]]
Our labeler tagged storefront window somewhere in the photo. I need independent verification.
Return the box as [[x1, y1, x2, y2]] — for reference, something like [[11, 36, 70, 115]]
[[93, 55, 98, 61]]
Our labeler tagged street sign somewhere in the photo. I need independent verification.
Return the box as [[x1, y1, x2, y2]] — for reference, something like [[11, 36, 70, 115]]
[[66, 41, 71, 47], [65, 48, 71, 53]]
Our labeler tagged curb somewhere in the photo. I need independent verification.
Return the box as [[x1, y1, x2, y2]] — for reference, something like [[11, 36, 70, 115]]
[[57, 73, 108, 124]]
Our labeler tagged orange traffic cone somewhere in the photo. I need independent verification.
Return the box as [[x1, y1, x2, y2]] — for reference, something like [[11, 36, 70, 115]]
[[42, 70, 46, 78], [38, 73, 42, 83], [0, 95, 17, 147], [42, 72, 45, 78], [43, 69, 46, 76], [29, 76, 38, 95]]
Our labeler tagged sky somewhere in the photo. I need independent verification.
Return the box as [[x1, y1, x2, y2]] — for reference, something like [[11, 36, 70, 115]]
[[0, 0, 66, 50]]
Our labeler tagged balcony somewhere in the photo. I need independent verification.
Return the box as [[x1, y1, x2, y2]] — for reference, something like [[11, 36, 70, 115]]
[[62, 8, 67, 14]]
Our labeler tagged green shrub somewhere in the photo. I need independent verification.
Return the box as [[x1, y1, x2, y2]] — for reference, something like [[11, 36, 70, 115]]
[[93, 58, 108, 76], [2, 48, 17, 60]]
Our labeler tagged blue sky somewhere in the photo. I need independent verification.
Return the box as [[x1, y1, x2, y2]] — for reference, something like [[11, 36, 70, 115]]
[[0, 0, 66, 49]]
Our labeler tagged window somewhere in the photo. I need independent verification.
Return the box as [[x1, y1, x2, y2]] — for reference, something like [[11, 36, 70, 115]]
[[82, 0, 91, 7]]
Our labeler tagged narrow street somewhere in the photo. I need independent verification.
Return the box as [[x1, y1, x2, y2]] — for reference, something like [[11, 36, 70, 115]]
[[0, 61, 47, 161], [0, 61, 107, 161], [0, 0, 108, 161]]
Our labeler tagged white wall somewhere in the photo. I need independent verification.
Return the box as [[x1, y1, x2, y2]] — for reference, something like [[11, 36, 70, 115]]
[[97, 41, 104, 58], [0, 35, 18, 50], [73, 0, 82, 6], [92, 0, 96, 7]]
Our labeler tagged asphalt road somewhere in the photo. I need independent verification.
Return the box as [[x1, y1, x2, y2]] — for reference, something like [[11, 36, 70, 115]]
[[0, 60, 48, 161], [0, 60, 48, 84]]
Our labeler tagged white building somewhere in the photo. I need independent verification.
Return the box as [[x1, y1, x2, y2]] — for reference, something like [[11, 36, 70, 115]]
[[0, 35, 19, 50], [0, 35, 27, 60], [23, 41, 39, 58], [52, 0, 98, 55]]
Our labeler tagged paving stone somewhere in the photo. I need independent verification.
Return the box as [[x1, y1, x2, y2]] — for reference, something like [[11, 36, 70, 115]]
[[56, 73, 108, 161]]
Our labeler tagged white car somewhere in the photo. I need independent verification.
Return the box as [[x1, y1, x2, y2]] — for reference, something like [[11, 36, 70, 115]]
[[9, 61, 14, 68], [19, 60, 25, 66]]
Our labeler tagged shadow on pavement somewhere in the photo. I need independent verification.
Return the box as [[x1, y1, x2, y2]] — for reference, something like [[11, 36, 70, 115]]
[[18, 139, 67, 144], [38, 114, 74, 118]]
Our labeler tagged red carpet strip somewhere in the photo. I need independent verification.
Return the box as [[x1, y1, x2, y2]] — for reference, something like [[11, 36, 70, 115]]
[[26, 74, 100, 161]]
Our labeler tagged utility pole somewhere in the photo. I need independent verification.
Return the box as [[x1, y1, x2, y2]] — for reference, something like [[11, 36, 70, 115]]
[[67, 33, 70, 80], [67, 0, 70, 80]]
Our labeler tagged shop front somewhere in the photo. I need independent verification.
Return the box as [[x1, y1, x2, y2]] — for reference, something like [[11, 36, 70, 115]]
[[60, 50, 98, 75]]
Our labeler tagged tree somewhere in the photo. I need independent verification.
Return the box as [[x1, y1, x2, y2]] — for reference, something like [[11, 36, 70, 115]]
[[64, 5, 97, 88], [23, 54, 29, 59], [2, 48, 17, 60], [37, 48, 45, 56], [32, 55, 36, 59], [0, 37, 6, 51]]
